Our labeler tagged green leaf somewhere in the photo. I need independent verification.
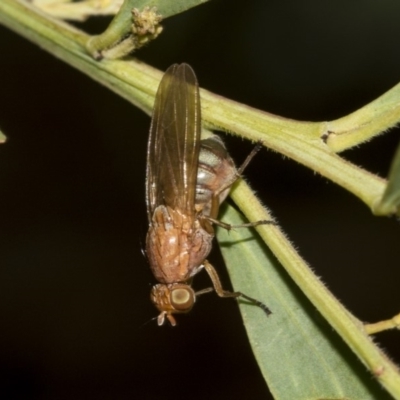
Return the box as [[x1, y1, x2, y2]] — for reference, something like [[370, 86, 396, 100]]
[[0, 129, 6, 143], [217, 204, 391, 400], [375, 140, 400, 216]]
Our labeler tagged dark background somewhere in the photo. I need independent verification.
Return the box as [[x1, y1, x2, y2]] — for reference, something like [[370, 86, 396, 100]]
[[1, 1, 400, 399]]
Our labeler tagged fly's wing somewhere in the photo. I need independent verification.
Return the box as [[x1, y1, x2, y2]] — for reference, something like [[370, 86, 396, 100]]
[[146, 63, 201, 222]]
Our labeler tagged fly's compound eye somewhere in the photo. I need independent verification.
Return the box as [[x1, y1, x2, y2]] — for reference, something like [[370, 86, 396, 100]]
[[170, 287, 195, 311]]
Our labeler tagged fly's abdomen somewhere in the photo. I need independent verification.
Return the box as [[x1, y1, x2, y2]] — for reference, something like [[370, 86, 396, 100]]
[[196, 135, 236, 216]]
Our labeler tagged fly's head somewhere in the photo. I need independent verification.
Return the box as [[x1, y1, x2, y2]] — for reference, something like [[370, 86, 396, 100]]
[[151, 283, 196, 326]]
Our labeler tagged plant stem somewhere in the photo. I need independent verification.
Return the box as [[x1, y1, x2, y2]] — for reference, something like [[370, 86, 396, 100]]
[[0, 0, 390, 215]]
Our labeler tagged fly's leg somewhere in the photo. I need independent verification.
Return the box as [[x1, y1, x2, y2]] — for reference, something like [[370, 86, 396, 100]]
[[202, 192, 276, 231], [236, 140, 264, 176], [203, 140, 276, 230], [205, 215, 275, 231], [202, 185, 276, 231], [213, 140, 263, 201], [203, 260, 272, 316], [195, 287, 213, 296]]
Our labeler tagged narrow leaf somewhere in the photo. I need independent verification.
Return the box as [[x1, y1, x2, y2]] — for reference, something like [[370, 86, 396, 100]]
[[0, 129, 6, 143], [217, 204, 391, 400], [375, 140, 400, 216]]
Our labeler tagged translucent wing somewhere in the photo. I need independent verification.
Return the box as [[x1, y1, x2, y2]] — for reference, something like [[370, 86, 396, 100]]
[[146, 63, 201, 222]]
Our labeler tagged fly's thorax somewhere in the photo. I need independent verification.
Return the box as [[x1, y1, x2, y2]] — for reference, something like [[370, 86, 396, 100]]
[[151, 283, 196, 326], [196, 135, 236, 215], [147, 205, 213, 284]]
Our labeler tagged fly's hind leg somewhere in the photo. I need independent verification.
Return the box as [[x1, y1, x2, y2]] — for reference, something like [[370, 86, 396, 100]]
[[205, 194, 270, 230], [205, 215, 275, 231], [213, 141, 264, 203], [203, 260, 272, 316], [202, 181, 276, 231], [203, 141, 276, 230], [201, 195, 276, 231]]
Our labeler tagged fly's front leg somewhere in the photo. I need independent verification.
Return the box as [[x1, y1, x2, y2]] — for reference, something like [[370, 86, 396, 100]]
[[203, 260, 272, 316]]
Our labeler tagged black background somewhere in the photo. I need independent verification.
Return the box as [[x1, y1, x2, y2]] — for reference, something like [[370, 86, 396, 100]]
[[1, 1, 400, 399]]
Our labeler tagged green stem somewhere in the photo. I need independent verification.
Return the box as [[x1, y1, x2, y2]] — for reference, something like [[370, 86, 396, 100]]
[[86, 0, 210, 58], [0, 0, 389, 215], [201, 90, 387, 212], [326, 82, 400, 152]]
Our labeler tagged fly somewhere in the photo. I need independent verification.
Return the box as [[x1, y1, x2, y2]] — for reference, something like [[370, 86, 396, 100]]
[[146, 63, 273, 326]]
